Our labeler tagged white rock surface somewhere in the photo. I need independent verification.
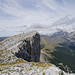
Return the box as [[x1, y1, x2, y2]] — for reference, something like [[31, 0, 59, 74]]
[[0, 30, 40, 64]]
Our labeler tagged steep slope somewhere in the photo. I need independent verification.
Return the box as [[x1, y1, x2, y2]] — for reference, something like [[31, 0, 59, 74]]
[[0, 30, 69, 75], [50, 30, 68, 38], [0, 37, 8, 42], [40, 31, 75, 73], [0, 30, 40, 64], [67, 31, 75, 47]]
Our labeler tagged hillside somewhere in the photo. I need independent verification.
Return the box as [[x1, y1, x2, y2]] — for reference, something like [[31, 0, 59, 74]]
[[0, 30, 68, 75], [0, 37, 8, 42], [50, 30, 68, 38], [40, 31, 75, 73]]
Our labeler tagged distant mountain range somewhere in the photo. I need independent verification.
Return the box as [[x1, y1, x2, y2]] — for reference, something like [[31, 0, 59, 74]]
[[40, 30, 75, 73], [0, 37, 8, 42], [50, 30, 68, 38]]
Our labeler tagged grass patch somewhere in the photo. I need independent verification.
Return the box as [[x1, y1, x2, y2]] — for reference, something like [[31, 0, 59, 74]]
[[30, 62, 52, 68], [0, 68, 3, 71], [0, 49, 7, 54], [43, 72, 45, 75]]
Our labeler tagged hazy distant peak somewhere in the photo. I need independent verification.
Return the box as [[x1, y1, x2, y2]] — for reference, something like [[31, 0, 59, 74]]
[[50, 30, 68, 38]]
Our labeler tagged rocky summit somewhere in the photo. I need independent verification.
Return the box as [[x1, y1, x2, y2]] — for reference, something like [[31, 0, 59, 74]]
[[0, 30, 40, 64], [67, 31, 75, 45], [0, 30, 75, 75]]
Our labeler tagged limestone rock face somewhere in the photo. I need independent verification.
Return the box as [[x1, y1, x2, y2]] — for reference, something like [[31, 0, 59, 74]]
[[15, 31, 40, 62], [40, 51, 50, 63], [0, 30, 40, 63]]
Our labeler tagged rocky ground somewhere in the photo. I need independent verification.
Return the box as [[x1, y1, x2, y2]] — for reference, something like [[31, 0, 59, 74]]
[[0, 60, 75, 75], [0, 30, 40, 64], [0, 61, 64, 75], [0, 30, 75, 75]]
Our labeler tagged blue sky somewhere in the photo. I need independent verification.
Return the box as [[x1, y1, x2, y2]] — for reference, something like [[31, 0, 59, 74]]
[[0, 0, 75, 36]]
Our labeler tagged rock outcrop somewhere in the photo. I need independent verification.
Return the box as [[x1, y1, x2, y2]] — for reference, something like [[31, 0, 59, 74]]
[[40, 51, 50, 63], [0, 30, 40, 64], [67, 31, 75, 45], [0, 30, 75, 75]]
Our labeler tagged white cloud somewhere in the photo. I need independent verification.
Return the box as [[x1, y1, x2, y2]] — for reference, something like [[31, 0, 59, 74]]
[[0, 0, 75, 36], [52, 16, 75, 26], [63, 0, 68, 6]]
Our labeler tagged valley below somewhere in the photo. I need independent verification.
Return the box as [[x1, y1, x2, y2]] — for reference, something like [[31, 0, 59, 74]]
[[40, 31, 75, 73]]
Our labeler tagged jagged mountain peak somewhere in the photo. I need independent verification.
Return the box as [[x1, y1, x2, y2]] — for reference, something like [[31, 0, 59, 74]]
[[50, 30, 68, 38], [0, 30, 40, 64], [67, 31, 75, 45]]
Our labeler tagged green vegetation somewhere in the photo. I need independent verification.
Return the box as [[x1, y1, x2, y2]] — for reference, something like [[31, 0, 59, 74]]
[[50, 46, 75, 72], [40, 44, 45, 49], [61, 72, 64, 75], [43, 72, 45, 75], [41, 35, 75, 73], [0, 58, 52, 69], [0, 68, 3, 71], [30, 62, 52, 68]]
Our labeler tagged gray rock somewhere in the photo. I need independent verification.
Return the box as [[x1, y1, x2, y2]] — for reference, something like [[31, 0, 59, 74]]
[[0, 30, 40, 63], [67, 31, 75, 45], [10, 72, 20, 75]]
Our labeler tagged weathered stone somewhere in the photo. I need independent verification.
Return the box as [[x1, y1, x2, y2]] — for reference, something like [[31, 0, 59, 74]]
[[67, 31, 75, 45], [15, 31, 40, 62], [0, 30, 40, 63]]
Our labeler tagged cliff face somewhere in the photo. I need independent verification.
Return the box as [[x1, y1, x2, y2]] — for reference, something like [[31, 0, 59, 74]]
[[15, 32, 40, 62], [0, 30, 40, 64], [0, 31, 74, 75]]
